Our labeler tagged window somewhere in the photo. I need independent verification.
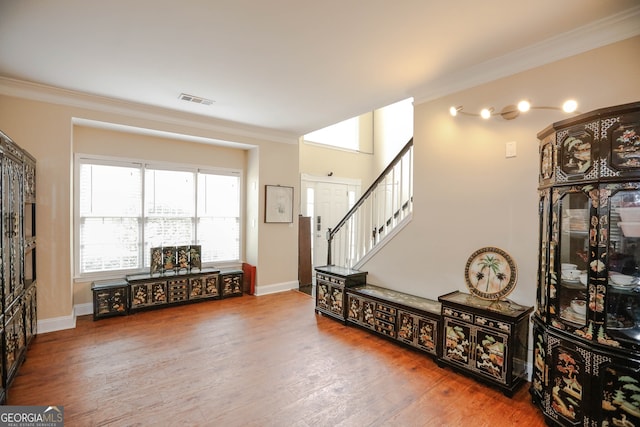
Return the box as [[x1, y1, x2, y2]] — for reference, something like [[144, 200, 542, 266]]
[[303, 116, 360, 151], [76, 156, 241, 277]]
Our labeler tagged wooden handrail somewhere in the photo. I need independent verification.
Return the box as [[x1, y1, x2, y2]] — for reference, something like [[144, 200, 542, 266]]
[[327, 138, 413, 265]]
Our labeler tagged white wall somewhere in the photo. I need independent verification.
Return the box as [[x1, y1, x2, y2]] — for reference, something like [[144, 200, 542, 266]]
[[360, 36, 640, 308], [0, 87, 300, 327], [373, 97, 414, 174]]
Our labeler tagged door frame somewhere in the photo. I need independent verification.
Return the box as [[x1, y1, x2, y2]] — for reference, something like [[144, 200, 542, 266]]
[[300, 173, 361, 268]]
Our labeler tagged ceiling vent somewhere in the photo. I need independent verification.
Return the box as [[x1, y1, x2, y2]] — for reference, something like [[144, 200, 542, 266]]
[[179, 93, 214, 106]]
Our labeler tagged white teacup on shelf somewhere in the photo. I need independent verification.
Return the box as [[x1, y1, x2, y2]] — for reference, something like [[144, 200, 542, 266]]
[[610, 273, 636, 286], [571, 299, 587, 315], [562, 269, 581, 281], [579, 272, 588, 285]]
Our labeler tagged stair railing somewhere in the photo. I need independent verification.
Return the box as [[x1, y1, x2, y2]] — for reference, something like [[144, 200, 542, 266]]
[[327, 138, 413, 268]]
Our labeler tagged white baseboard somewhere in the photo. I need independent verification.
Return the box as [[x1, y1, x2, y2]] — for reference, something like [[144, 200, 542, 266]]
[[75, 302, 94, 317], [37, 282, 297, 333], [36, 303, 92, 334], [37, 311, 76, 334], [254, 280, 298, 296]]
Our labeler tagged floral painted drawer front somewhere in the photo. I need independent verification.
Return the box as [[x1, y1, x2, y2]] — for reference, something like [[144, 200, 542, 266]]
[[168, 279, 188, 303], [475, 316, 511, 334], [443, 307, 473, 323]]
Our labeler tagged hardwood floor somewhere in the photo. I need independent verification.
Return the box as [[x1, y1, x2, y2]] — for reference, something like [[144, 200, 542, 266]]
[[8, 291, 547, 426]]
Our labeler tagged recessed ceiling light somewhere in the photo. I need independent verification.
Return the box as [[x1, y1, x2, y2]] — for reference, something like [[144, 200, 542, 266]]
[[179, 93, 215, 106]]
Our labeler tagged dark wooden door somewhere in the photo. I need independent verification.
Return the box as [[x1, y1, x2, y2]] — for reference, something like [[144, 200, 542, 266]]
[[298, 216, 312, 287]]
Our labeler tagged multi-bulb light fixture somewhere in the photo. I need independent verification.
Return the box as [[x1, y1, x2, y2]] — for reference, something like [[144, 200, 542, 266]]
[[449, 100, 580, 120]]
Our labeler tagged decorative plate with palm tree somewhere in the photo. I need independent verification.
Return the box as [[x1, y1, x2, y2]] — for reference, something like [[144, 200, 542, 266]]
[[465, 247, 517, 300]]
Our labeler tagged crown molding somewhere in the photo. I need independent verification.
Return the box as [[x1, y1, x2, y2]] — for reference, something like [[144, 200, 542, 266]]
[[412, 5, 640, 105], [71, 117, 257, 150], [0, 76, 299, 145]]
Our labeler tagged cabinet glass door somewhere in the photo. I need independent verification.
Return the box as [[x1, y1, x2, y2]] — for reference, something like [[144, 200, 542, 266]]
[[558, 190, 590, 328], [606, 187, 640, 347], [537, 189, 551, 318], [2, 155, 23, 308]]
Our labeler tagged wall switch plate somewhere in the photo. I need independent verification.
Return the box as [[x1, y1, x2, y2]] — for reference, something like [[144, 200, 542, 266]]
[[506, 141, 517, 158]]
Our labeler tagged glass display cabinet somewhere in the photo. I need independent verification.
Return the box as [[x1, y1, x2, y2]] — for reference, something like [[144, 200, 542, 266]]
[[532, 102, 640, 426]]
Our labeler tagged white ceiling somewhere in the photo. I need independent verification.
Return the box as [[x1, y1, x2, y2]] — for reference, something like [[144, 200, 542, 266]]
[[0, 1, 639, 139]]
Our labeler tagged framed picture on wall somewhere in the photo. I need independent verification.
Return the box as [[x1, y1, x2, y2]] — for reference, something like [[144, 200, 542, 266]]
[[265, 185, 293, 223]]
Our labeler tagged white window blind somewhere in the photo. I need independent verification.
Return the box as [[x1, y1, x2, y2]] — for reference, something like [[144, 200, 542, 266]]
[[303, 116, 360, 150], [76, 157, 241, 277], [197, 172, 240, 262], [79, 163, 142, 273], [143, 168, 195, 266]]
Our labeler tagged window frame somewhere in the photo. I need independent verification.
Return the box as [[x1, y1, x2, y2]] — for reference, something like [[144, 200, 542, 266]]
[[74, 153, 243, 281]]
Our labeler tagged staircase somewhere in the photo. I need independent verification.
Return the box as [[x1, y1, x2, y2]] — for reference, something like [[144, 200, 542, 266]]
[[327, 138, 413, 269]]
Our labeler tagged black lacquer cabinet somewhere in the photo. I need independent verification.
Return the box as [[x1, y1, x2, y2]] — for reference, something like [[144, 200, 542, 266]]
[[91, 279, 129, 320], [126, 267, 222, 312], [346, 284, 441, 357], [533, 102, 640, 426], [92, 268, 236, 319], [220, 269, 243, 298], [0, 130, 37, 402], [438, 291, 532, 396], [314, 265, 367, 322]]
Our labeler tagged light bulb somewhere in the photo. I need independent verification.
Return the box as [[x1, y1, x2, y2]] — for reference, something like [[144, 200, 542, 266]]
[[480, 108, 492, 119], [517, 100, 531, 112], [563, 100, 578, 113], [449, 106, 459, 117]]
